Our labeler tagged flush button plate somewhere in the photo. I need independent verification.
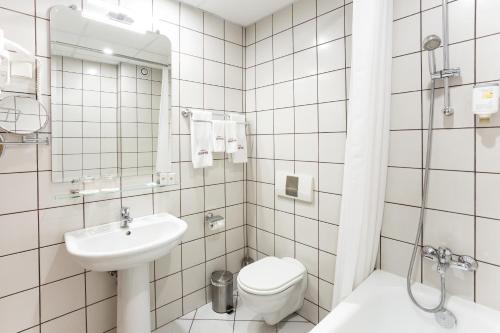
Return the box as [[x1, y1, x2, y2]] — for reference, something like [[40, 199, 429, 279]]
[[285, 176, 299, 197]]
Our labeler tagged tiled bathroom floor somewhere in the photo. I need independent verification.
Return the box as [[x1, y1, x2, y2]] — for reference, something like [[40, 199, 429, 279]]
[[154, 294, 315, 333]]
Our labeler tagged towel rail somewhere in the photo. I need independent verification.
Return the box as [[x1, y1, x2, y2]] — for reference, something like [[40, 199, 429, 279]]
[[181, 108, 249, 125]]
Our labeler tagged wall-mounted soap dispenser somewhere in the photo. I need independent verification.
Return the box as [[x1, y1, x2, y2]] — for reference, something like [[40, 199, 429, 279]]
[[473, 83, 499, 123]]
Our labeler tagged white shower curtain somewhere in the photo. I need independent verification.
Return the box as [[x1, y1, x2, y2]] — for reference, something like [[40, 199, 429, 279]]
[[156, 66, 172, 174], [332, 0, 393, 306]]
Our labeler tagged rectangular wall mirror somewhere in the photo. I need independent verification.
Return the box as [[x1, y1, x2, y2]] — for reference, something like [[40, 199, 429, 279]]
[[50, 5, 171, 183]]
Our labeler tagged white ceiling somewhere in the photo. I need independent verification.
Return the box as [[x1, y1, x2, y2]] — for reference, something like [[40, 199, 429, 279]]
[[179, 0, 296, 26]]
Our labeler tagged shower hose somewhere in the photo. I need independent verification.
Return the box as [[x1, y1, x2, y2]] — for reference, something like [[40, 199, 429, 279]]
[[406, 80, 447, 313]]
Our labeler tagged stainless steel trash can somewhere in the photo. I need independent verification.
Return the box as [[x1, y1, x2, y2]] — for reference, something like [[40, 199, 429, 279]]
[[211, 270, 234, 313]]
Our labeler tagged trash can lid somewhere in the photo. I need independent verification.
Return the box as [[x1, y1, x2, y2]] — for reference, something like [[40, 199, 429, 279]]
[[211, 270, 233, 286]]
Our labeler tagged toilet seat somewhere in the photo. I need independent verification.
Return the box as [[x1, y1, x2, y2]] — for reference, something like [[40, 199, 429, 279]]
[[238, 257, 306, 295]]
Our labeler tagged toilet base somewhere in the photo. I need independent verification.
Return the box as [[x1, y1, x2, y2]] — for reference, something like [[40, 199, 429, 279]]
[[262, 296, 305, 325]]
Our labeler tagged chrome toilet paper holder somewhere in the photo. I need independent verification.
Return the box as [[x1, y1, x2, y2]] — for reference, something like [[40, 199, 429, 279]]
[[205, 212, 224, 230]]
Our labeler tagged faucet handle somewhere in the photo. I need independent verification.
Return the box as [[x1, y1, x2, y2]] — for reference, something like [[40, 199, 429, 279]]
[[121, 206, 130, 218], [422, 246, 438, 262], [450, 255, 478, 272]]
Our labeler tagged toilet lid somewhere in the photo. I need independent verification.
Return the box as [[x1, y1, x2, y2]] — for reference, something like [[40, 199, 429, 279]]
[[238, 257, 305, 295]]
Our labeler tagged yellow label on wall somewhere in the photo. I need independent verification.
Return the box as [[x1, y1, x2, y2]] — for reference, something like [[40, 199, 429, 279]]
[[483, 91, 493, 99]]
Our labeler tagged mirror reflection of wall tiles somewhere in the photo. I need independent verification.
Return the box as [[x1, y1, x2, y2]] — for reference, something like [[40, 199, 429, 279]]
[[51, 56, 119, 182], [118, 64, 160, 177]]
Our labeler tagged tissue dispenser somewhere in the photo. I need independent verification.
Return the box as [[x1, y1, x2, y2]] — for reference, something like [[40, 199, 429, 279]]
[[276, 172, 314, 203], [206, 213, 225, 231]]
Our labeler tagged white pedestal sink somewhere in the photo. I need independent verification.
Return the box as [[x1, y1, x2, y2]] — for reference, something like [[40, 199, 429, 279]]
[[65, 213, 187, 333]]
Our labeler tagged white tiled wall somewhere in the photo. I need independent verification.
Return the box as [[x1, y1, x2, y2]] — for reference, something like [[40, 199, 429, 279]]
[[383, 0, 500, 312], [0, 0, 245, 332], [244, 0, 351, 324], [244, 0, 500, 324]]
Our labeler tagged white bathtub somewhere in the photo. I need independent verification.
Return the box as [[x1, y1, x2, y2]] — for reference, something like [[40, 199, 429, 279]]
[[310, 270, 500, 333]]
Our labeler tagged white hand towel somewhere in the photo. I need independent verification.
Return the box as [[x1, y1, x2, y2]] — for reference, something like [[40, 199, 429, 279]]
[[191, 111, 213, 168], [230, 114, 247, 163], [212, 120, 226, 152], [225, 120, 238, 153]]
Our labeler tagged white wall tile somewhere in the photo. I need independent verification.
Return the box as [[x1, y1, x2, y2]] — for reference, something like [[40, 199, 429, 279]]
[[225, 21, 242, 45], [477, 0, 500, 37], [41, 275, 85, 321], [274, 81, 294, 109], [0, 288, 39, 332], [317, 8, 344, 44], [86, 297, 116, 333], [294, 20, 317, 52], [41, 309, 86, 333], [256, 15, 272, 42], [385, 167, 422, 206], [273, 30, 294, 58], [426, 170, 474, 214], [0, 250, 38, 297], [476, 262, 500, 311], [0, 211, 38, 256], [382, 203, 420, 244], [317, 0, 343, 15], [204, 35, 224, 62], [476, 217, 500, 266], [273, 5, 292, 33], [393, 0, 420, 20], [225, 42, 243, 67], [256, 38, 273, 65], [294, 48, 317, 79], [318, 70, 346, 102], [40, 244, 83, 284], [381, 238, 421, 280], [476, 34, 500, 82], [477, 173, 500, 220], [392, 14, 420, 57], [389, 130, 421, 168], [392, 53, 421, 93], [204, 12, 224, 38], [295, 105, 318, 133], [295, 134, 318, 161], [294, 76, 318, 106], [0, 172, 38, 214], [293, 0, 316, 25], [318, 39, 345, 73]]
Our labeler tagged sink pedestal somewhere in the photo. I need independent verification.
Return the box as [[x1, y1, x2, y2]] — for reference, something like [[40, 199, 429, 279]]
[[117, 263, 150, 333]]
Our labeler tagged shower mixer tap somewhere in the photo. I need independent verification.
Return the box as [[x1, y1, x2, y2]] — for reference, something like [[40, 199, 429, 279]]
[[430, 68, 460, 80], [422, 246, 478, 273]]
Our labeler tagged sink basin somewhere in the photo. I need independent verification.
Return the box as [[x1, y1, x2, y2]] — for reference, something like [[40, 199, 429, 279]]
[[65, 212, 187, 271], [65, 212, 187, 333]]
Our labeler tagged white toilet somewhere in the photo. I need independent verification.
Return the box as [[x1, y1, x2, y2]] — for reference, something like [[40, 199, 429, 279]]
[[237, 256, 307, 325]]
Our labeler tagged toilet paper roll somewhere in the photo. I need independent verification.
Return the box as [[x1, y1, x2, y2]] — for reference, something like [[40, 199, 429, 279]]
[[209, 219, 225, 231]]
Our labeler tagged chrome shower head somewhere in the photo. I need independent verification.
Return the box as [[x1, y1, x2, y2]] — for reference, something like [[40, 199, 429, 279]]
[[423, 35, 441, 76], [423, 34, 441, 51]]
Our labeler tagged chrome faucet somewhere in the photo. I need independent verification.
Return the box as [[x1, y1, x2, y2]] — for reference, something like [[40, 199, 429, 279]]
[[120, 207, 132, 228], [422, 246, 478, 273]]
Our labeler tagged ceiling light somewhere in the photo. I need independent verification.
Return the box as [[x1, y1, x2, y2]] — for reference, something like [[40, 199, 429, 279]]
[[82, 0, 149, 34], [103, 48, 113, 55]]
